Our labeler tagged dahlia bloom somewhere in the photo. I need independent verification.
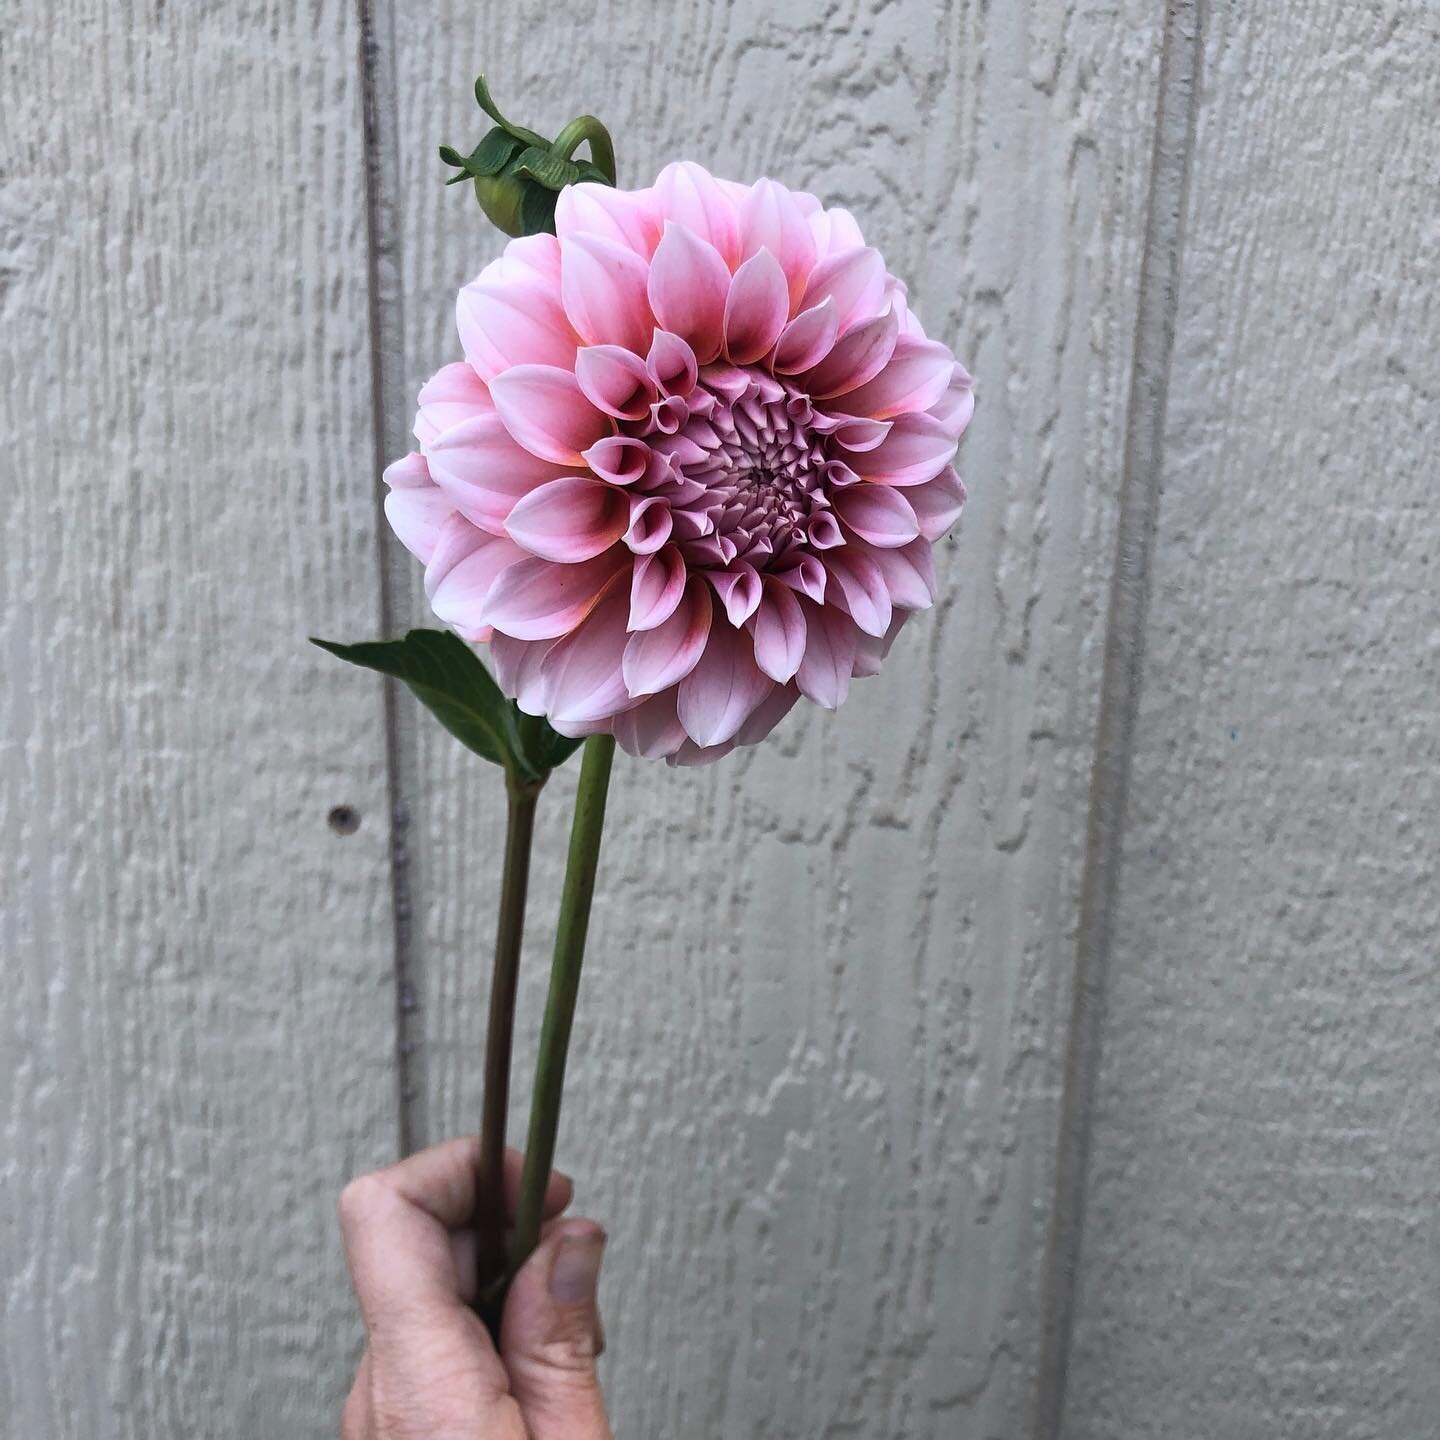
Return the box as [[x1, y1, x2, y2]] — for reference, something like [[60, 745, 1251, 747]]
[[385, 162, 973, 764]]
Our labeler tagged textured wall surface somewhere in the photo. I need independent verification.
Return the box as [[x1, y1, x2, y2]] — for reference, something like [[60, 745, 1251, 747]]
[[1062, 3, 1440, 1438], [2, 1, 1436, 1438]]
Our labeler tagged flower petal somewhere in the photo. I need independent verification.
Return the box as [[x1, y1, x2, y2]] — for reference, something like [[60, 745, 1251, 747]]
[[707, 561, 763, 626], [735, 680, 800, 745], [831, 483, 920, 548], [825, 549, 893, 637], [906, 466, 967, 542], [425, 411, 573, 530], [676, 617, 773, 747], [647, 221, 731, 365], [581, 435, 650, 487], [457, 237, 576, 379], [738, 178, 817, 309], [481, 551, 624, 641], [929, 364, 976, 436], [611, 690, 689, 759], [652, 161, 741, 267], [795, 600, 857, 709], [560, 232, 655, 354], [625, 495, 673, 554], [414, 362, 491, 445], [488, 364, 612, 466], [490, 631, 555, 713], [799, 246, 886, 332], [383, 452, 452, 564], [835, 335, 957, 420], [772, 298, 839, 374], [503, 475, 629, 562], [724, 247, 791, 365], [555, 182, 662, 257], [851, 411, 959, 487], [804, 307, 900, 399], [428, 528, 530, 631], [646, 330, 698, 396], [751, 576, 807, 682], [629, 543, 688, 630], [539, 578, 638, 729], [574, 344, 656, 420], [622, 577, 712, 696]]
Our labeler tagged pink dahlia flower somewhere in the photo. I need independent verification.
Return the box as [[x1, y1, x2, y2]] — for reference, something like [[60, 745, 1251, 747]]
[[385, 162, 973, 764]]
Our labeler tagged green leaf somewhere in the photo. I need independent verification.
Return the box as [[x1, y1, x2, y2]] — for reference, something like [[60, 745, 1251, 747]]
[[473, 74, 549, 148], [519, 712, 586, 772], [512, 145, 581, 191], [519, 181, 559, 236], [312, 629, 533, 779]]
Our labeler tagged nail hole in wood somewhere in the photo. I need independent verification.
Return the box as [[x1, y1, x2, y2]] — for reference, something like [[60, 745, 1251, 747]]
[[328, 804, 361, 836]]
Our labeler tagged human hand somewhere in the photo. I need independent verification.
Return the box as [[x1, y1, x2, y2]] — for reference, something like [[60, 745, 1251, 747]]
[[339, 1138, 611, 1439]]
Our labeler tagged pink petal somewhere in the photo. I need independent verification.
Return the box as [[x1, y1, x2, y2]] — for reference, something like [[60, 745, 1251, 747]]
[[836, 335, 957, 420], [574, 345, 656, 420], [857, 537, 937, 611], [724, 248, 790, 365], [735, 681, 800, 745], [414, 362, 492, 445], [646, 330, 698, 396], [481, 552, 624, 641], [795, 600, 857, 709], [751, 576, 807, 682], [560, 232, 655, 354], [428, 528, 530, 630], [676, 618, 773, 747], [456, 238, 576, 380], [629, 544, 688, 630], [804, 307, 900, 399], [622, 577, 712, 696], [799, 247, 887, 333], [425, 412, 572, 530], [504, 476, 628, 562], [852, 411, 959, 487], [738, 178, 817, 309], [831, 484, 920, 548], [929, 365, 976, 436], [772, 298, 840, 374], [707, 562, 762, 626], [539, 578, 638, 729], [611, 691, 689, 759], [582, 435, 650, 487], [625, 495, 673, 553], [489, 631, 555, 713], [652, 161, 741, 268], [824, 550, 893, 637], [647, 222, 730, 365], [808, 206, 866, 259], [828, 415, 892, 452], [382, 452, 452, 564], [853, 610, 910, 678], [555, 182, 662, 257], [668, 736, 737, 767], [775, 553, 827, 604], [489, 364, 612, 466], [907, 466, 967, 542]]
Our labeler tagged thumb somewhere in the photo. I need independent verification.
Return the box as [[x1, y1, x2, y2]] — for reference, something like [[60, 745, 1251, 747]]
[[500, 1218, 612, 1440]]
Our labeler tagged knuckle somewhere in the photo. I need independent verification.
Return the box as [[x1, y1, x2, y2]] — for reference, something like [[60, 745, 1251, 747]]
[[337, 1173, 385, 1232]]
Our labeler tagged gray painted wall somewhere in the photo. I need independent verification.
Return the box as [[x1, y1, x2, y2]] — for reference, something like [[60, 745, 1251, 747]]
[[2, 1, 1434, 1437]]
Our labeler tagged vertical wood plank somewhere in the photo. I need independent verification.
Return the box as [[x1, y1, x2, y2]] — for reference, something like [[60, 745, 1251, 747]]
[[373, 3, 1164, 1435], [0, 4, 396, 1436], [1063, 2, 1440, 1435]]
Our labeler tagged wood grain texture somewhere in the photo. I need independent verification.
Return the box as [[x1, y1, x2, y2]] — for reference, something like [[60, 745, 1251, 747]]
[[1062, 3, 1440, 1437], [375, 3, 1162, 1434], [0, 4, 396, 1436]]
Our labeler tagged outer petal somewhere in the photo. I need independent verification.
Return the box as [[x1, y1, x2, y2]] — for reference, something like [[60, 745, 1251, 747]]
[[622, 577, 712, 696], [799, 246, 887, 333], [738, 178, 818, 309], [852, 411, 959, 486], [414, 362, 491, 445], [824, 549, 893, 637], [560, 232, 655, 354], [555, 182, 662, 257], [832, 483, 920, 548], [457, 238, 577, 379], [611, 690, 689, 759], [836, 335, 956, 419], [428, 528, 530, 631], [907, 466, 968, 542], [724, 248, 790, 365], [804, 307, 900, 399], [489, 364, 612, 466], [854, 536, 937, 612], [538, 578, 638, 730], [383, 452, 452, 564], [676, 617, 774, 748], [647, 222, 730, 365], [795, 600, 857, 708], [652, 161, 741, 268], [481, 551, 625, 641], [425, 411, 572, 530], [490, 631, 554, 714], [750, 576, 807, 682], [929, 365, 977, 436], [772, 298, 840, 374], [808, 206, 866, 259], [735, 680, 800, 745], [504, 476, 629, 562]]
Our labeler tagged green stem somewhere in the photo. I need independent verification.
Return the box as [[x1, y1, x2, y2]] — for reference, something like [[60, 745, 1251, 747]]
[[473, 774, 543, 1303], [508, 734, 616, 1273], [550, 115, 617, 184]]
